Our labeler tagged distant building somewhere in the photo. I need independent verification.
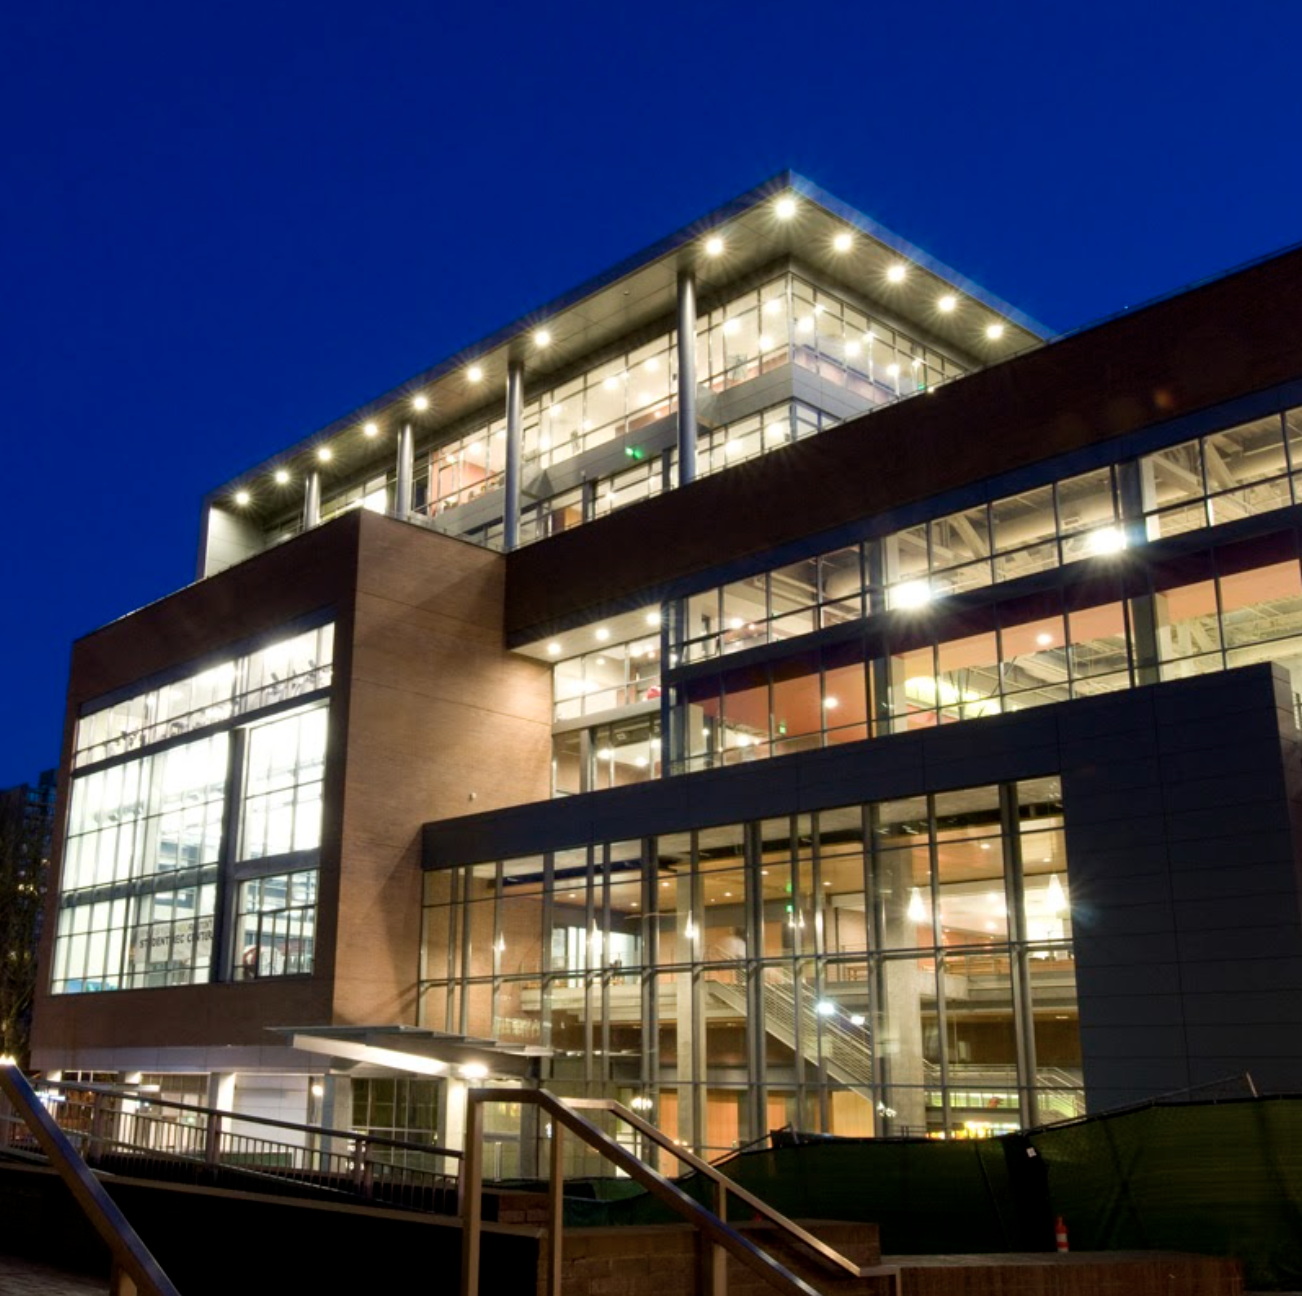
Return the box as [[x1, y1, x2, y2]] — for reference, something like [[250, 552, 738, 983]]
[[30, 174, 1302, 1163]]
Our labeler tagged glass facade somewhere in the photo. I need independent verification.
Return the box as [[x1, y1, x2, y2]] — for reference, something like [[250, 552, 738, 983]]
[[419, 779, 1080, 1151], [51, 621, 333, 995]]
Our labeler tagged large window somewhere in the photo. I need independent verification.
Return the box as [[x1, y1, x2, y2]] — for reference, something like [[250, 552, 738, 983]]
[[53, 623, 332, 996], [420, 780, 1079, 1154]]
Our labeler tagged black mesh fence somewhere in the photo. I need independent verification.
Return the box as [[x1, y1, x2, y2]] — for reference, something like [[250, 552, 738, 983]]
[[570, 1095, 1302, 1289]]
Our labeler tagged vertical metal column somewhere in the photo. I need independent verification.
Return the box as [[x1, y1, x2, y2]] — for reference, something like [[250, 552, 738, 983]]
[[393, 423, 414, 520], [1001, 784, 1039, 1128], [676, 270, 698, 487], [504, 360, 524, 551], [303, 471, 321, 531], [1117, 459, 1160, 685]]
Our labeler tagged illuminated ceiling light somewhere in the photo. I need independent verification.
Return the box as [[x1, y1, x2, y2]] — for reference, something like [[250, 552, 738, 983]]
[[728, 617, 743, 630], [823, 696, 839, 710], [467, 365, 484, 383], [775, 195, 797, 220], [547, 641, 562, 656], [833, 231, 854, 253], [893, 580, 932, 610], [986, 322, 1006, 340], [886, 362, 901, 378], [602, 376, 620, 391], [796, 315, 815, 334], [363, 421, 379, 438], [274, 469, 290, 485], [534, 328, 552, 347], [763, 298, 783, 316], [907, 887, 927, 923], [643, 356, 660, 373], [816, 1000, 836, 1016], [1036, 632, 1054, 647], [938, 294, 957, 313], [886, 263, 907, 283], [595, 627, 610, 642], [758, 334, 773, 350], [722, 319, 740, 336], [234, 490, 251, 506], [634, 756, 649, 769], [850, 1014, 866, 1027], [317, 447, 333, 463], [460, 1063, 489, 1081], [845, 340, 862, 358], [1087, 525, 1127, 556], [704, 235, 725, 257], [597, 747, 615, 760], [646, 610, 662, 627], [412, 394, 430, 412]]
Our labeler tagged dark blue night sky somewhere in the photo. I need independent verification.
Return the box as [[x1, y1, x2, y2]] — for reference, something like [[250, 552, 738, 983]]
[[4, 1, 1301, 786]]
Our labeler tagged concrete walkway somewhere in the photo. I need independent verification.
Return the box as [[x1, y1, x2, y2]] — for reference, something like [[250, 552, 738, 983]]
[[0, 1253, 106, 1294]]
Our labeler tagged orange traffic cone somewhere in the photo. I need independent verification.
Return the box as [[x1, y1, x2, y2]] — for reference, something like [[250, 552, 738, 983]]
[[1055, 1215, 1069, 1253]]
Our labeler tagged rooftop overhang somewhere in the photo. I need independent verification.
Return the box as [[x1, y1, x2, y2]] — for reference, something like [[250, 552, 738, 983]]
[[277, 1024, 544, 1080], [206, 171, 1048, 517]]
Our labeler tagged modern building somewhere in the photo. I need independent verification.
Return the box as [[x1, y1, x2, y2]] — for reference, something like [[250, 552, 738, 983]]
[[31, 174, 1302, 1169]]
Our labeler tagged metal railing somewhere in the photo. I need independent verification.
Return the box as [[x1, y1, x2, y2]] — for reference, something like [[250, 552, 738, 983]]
[[459, 1087, 901, 1296], [0, 1062, 180, 1296], [0, 1079, 460, 1215]]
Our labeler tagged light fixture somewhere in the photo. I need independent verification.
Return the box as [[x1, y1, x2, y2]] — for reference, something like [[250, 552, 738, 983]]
[[823, 696, 839, 710], [234, 490, 251, 506], [467, 365, 484, 383], [311, 1083, 325, 1098], [644, 356, 659, 372], [1047, 873, 1067, 915], [887, 263, 907, 283], [907, 887, 927, 923], [704, 235, 725, 257], [1036, 632, 1054, 647], [722, 319, 740, 336], [816, 1000, 837, 1016], [938, 294, 957, 313], [758, 333, 773, 350], [886, 362, 901, 378], [1087, 525, 1127, 556], [317, 447, 333, 463], [833, 231, 853, 253], [763, 298, 783, 316], [603, 376, 619, 391], [845, 340, 862, 358], [797, 315, 815, 334], [775, 195, 797, 220], [850, 1014, 866, 1027], [986, 322, 1005, 340], [460, 1063, 489, 1081], [595, 627, 610, 642], [547, 641, 562, 656], [412, 394, 429, 412], [363, 421, 379, 438], [274, 469, 290, 485], [634, 756, 648, 769], [534, 328, 552, 347], [646, 610, 662, 627], [728, 617, 743, 630]]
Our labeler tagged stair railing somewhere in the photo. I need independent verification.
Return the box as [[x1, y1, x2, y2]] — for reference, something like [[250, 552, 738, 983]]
[[459, 1087, 902, 1296], [0, 1060, 180, 1296]]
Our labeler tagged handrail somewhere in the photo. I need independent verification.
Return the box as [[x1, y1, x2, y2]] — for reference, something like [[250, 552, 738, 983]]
[[566, 1097, 900, 1287], [0, 1062, 181, 1296], [37, 1079, 461, 1162], [460, 1087, 902, 1296]]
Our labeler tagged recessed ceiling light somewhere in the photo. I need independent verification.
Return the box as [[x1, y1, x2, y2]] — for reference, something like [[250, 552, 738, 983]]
[[273, 469, 290, 485], [646, 611, 662, 627], [938, 294, 957, 313], [823, 696, 839, 710], [534, 329, 551, 347], [644, 356, 660, 371], [1036, 632, 1054, 647], [704, 235, 725, 257], [775, 196, 797, 219], [722, 319, 740, 335], [886, 263, 907, 283], [317, 447, 333, 463], [547, 641, 562, 656], [597, 747, 615, 760], [886, 363, 901, 378], [234, 490, 250, 506], [467, 365, 484, 383], [595, 627, 610, 642], [363, 421, 379, 437], [412, 394, 429, 411], [603, 376, 619, 391], [845, 340, 862, 358], [833, 231, 853, 253], [986, 322, 1005, 340]]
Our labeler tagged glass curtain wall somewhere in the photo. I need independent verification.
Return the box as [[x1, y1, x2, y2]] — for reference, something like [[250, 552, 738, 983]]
[[419, 778, 1079, 1156], [52, 624, 333, 995]]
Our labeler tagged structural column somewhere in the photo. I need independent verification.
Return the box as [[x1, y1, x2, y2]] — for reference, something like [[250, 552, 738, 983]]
[[504, 360, 524, 551], [676, 270, 698, 487], [303, 471, 321, 531], [393, 423, 414, 520]]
